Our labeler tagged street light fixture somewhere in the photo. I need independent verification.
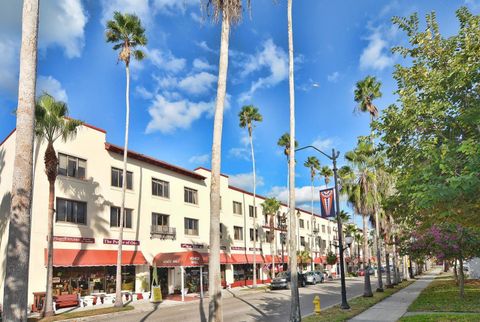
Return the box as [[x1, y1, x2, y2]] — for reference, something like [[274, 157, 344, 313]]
[[295, 145, 350, 310]]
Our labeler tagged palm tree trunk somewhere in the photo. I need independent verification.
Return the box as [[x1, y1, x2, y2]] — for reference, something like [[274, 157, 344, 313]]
[[115, 63, 131, 307], [44, 178, 56, 316], [454, 260, 458, 285], [363, 215, 373, 297], [208, 9, 229, 322], [385, 250, 392, 288], [249, 131, 257, 288], [287, 0, 300, 320], [392, 240, 399, 285], [459, 257, 465, 298], [374, 210, 383, 292], [310, 179, 314, 272], [3, 0, 39, 320]]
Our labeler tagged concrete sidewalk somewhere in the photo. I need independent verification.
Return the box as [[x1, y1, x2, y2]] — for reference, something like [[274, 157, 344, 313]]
[[349, 268, 441, 322]]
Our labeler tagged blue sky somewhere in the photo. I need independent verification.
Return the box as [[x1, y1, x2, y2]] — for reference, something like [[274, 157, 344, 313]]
[[1, 0, 478, 221]]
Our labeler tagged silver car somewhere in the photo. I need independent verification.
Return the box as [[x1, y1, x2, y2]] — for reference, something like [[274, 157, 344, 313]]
[[304, 271, 323, 285]]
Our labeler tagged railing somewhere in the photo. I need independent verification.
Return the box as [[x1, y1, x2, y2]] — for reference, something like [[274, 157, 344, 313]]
[[150, 225, 176, 240]]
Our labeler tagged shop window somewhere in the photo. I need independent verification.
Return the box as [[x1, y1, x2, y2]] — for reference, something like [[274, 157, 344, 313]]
[[152, 178, 169, 198], [184, 187, 198, 204], [234, 226, 243, 240], [248, 205, 257, 218], [58, 153, 86, 179], [56, 198, 86, 224], [184, 217, 199, 235], [233, 201, 242, 215], [110, 206, 133, 228], [111, 167, 133, 189], [299, 219, 304, 228]]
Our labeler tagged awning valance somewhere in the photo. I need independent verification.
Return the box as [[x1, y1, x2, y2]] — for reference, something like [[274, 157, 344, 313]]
[[45, 249, 147, 267], [154, 251, 204, 267]]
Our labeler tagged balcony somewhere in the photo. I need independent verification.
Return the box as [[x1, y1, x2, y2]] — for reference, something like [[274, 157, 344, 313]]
[[151, 225, 176, 240]]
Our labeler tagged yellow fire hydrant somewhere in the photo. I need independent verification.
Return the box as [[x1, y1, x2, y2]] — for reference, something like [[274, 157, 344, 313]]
[[313, 295, 321, 315]]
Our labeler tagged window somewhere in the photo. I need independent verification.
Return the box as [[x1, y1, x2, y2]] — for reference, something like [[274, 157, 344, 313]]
[[234, 226, 243, 240], [220, 223, 225, 239], [58, 153, 86, 179], [111, 167, 133, 189], [322, 225, 326, 233], [56, 198, 86, 224], [300, 236, 305, 246], [184, 187, 198, 204], [184, 218, 199, 235], [152, 213, 169, 226], [249, 228, 259, 242], [249, 205, 257, 218], [299, 219, 304, 228], [152, 178, 169, 198], [328, 226, 331, 234], [110, 206, 133, 228], [233, 201, 242, 215], [307, 221, 309, 230]]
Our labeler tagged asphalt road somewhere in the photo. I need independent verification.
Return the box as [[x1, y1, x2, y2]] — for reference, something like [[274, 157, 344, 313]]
[[93, 277, 378, 322]]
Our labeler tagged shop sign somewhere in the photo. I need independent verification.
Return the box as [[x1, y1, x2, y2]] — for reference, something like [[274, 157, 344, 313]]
[[220, 246, 227, 250], [231, 246, 245, 251], [248, 247, 262, 251], [52, 277, 61, 283], [181, 243, 205, 249], [52, 236, 95, 243], [103, 238, 140, 246]]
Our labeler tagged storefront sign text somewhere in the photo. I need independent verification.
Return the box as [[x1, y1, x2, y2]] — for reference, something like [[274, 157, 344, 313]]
[[231, 246, 246, 251], [181, 243, 205, 249], [103, 238, 140, 246], [52, 236, 95, 243]]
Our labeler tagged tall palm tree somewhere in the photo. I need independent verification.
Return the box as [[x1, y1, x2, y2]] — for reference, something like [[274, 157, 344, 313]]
[[304, 156, 320, 270], [35, 94, 82, 316], [204, 1, 247, 320], [261, 198, 281, 279], [287, 0, 300, 319], [105, 11, 147, 307], [239, 105, 262, 288], [3, 0, 39, 320], [354, 75, 384, 292], [319, 165, 333, 188]]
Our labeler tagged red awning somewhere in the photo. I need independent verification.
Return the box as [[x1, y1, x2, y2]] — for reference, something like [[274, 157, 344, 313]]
[[46, 249, 147, 267], [314, 256, 325, 264], [201, 252, 233, 264], [245, 254, 266, 264], [231, 254, 248, 264], [264, 255, 282, 263], [154, 251, 204, 267]]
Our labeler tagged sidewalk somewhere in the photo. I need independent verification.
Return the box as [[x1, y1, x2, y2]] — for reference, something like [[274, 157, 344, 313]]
[[348, 268, 441, 322]]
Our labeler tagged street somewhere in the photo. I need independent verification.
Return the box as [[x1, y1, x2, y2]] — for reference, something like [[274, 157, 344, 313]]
[[93, 277, 376, 322]]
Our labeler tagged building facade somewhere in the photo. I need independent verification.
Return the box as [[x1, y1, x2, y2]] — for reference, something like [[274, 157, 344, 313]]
[[0, 123, 343, 307]]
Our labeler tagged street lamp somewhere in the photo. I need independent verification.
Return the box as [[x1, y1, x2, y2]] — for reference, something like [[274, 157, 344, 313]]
[[295, 146, 350, 310]]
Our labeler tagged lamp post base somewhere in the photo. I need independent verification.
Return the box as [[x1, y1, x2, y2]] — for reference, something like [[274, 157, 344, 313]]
[[340, 303, 350, 310]]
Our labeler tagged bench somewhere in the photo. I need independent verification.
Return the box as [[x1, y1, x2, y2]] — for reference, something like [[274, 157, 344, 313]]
[[54, 294, 80, 309]]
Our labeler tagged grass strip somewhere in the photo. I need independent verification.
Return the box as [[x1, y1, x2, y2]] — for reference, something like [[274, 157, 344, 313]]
[[407, 274, 480, 313], [399, 313, 480, 322], [28, 305, 134, 322], [303, 280, 414, 322]]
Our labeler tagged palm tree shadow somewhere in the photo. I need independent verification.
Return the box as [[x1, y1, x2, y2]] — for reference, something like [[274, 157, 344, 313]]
[[199, 296, 207, 322], [139, 302, 160, 322], [0, 148, 5, 184]]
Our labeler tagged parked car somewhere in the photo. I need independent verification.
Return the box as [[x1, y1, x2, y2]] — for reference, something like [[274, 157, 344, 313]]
[[357, 268, 375, 276], [270, 272, 306, 289], [304, 271, 324, 285], [313, 270, 326, 283]]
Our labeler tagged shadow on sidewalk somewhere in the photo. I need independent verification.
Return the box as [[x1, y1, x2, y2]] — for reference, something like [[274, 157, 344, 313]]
[[139, 302, 160, 322]]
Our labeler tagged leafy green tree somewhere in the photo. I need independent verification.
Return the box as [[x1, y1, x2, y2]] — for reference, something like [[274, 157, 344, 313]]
[[105, 11, 147, 307], [35, 94, 82, 316], [239, 105, 262, 288]]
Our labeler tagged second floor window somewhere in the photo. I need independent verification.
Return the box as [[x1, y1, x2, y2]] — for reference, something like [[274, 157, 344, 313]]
[[152, 212, 169, 226], [152, 178, 169, 198], [299, 219, 304, 228], [56, 198, 86, 224], [322, 225, 326, 233], [249, 205, 257, 218], [249, 228, 259, 241], [58, 153, 86, 179], [234, 226, 243, 240], [233, 201, 242, 215], [110, 206, 133, 228], [184, 217, 199, 235], [111, 167, 133, 189], [300, 236, 305, 246], [184, 187, 198, 204]]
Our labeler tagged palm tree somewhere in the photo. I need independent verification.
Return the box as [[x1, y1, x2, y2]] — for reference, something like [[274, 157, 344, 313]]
[[239, 105, 262, 288], [297, 250, 311, 271], [3, 1, 39, 320], [105, 11, 147, 307], [319, 165, 333, 188], [354, 75, 384, 292], [261, 198, 281, 279], [204, 1, 247, 320], [287, 0, 300, 319], [304, 156, 320, 270], [35, 94, 82, 316]]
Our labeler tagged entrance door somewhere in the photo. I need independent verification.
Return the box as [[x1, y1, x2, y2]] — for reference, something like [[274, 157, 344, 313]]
[[150, 267, 169, 297]]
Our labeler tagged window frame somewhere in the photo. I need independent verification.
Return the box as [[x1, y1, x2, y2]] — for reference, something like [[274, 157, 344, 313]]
[[248, 205, 257, 218], [111, 167, 133, 190], [110, 206, 133, 229], [56, 198, 87, 225], [152, 178, 170, 198], [152, 212, 169, 227], [58, 153, 86, 179], [234, 226, 243, 241], [184, 187, 198, 205], [184, 217, 199, 236], [233, 201, 242, 215], [299, 219, 304, 228]]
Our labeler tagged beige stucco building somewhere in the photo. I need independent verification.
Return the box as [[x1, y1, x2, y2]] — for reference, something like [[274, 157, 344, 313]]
[[0, 123, 343, 309]]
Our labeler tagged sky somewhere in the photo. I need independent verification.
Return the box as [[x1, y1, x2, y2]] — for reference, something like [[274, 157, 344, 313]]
[[1, 0, 478, 224]]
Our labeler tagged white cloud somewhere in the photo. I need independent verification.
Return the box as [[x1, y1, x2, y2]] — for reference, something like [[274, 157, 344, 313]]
[[135, 86, 154, 99], [193, 58, 215, 71], [359, 28, 394, 71], [178, 72, 217, 95], [190, 12, 203, 23], [312, 137, 334, 151], [229, 172, 265, 190], [101, 0, 151, 25], [228, 147, 250, 161], [153, 0, 198, 15], [268, 185, 320, 204], [327, 72, 340, 83], [189, 154, 210, 164], [145, 94, 214, 134], [147, 48, 186, 73], [196, 41, 216, 54], [298, 78, 320, 92], [37, 76, 68, 102], [238, 39, 288, 103]]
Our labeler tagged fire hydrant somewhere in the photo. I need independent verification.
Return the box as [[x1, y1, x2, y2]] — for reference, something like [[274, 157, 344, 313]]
[[313, 295, 321, 315]]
